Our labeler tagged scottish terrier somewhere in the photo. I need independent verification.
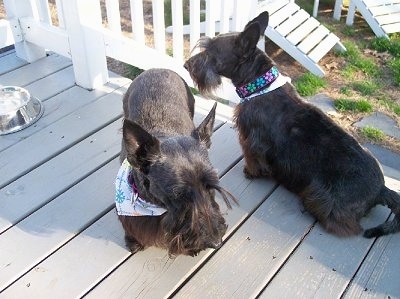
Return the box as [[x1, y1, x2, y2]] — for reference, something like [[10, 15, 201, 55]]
[[116, 68, 237, 257], [184, 12, 400, 238]]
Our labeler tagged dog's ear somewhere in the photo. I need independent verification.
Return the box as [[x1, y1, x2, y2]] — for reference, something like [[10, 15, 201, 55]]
[[237, 11, 269, 57], [122, 119, 160, 173], [193, 102, 217, 148], [244, 11, 269, 34]]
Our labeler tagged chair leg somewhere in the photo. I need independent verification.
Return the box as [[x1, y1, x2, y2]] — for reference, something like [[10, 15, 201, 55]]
[[313, 0, 319, 18], [346, 0, 356, 25], [333, 0, 343, 20]]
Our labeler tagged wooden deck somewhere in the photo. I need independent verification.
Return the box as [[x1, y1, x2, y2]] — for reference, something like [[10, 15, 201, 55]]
[[1, 50, 400, 299]]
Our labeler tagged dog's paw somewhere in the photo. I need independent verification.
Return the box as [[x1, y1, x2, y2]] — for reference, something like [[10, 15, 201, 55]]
[[243, 167, 256, 179], [125, 235, 144, 254]]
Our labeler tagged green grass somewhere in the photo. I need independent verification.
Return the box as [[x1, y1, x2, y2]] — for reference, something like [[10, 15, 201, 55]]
[[351, 80, 380, 96], [293, 72, 326, 96], [369, 35, 400, 57], [124, 64, 144, 79], [334, 98, 373, 113], [339, 41, 379, 76], [342, 26, 355, 36], [361, 126, 385, 141], [389, 57, 400, 86], [339, 86, 353, 96]]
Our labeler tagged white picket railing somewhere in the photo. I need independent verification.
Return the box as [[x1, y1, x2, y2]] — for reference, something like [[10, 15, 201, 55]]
[[1, 0, 257, 96]]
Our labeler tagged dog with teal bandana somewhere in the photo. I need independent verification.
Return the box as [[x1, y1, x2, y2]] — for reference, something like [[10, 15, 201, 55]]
[[117, 68, 237, 257]]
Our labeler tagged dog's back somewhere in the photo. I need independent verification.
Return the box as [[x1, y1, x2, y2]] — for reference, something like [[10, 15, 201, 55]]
[[123, 68, 195, 136]]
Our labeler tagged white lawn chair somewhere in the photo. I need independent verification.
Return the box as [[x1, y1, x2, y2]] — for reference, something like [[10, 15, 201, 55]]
[[345, 0, 400, 38]]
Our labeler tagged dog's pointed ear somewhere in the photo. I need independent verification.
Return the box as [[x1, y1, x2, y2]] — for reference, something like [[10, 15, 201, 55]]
[[237, 11, 269, 56], [123, 119, 160, 173], [193, 102, 217, 148], [244, 11, 269, 33]]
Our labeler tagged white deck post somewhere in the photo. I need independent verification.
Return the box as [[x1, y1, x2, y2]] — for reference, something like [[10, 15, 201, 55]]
[[60, 0, 108, 89], [3, 0, 46, 62]]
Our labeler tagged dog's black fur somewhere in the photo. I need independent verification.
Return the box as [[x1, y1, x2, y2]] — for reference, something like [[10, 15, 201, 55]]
[[119, 68, 236, 256], [184, 12, 400, 238]]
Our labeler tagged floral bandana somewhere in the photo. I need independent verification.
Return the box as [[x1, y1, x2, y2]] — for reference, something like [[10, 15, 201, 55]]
[[235, 66, 280, 98], [115, 159, 167, 216]]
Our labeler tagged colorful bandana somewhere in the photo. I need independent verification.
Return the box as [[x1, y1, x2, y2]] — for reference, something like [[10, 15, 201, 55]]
[[115, 159, 167, 216], [235, 66, 280, 98]]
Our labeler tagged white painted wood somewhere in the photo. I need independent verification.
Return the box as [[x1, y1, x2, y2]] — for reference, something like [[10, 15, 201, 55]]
[[3, 0, 47, 62], [60, 0, 109, 89], [0, 120, 122, 233], [0, 159, 120, 291], [84, 161, 278, 299], [261, 175, 400, 298], [308, 33, 340, 63], [172, 0, 184, 60], [175, 186, 314, 298], [55, 0, 65, 28], [268, 3, 299, 28], [0, 53, 71, 87], [0, 49, 27, 75], [20, 17, 70, 58], [103, 29, 193, 85], [297, 26, 330, 55], [286, 18, 320, 45], [333, 0, 343, 20], [370, 3, 400, 16], [105, 0, 121, 33], [343, 215, 400, 299], [0, 84, 128, 188], [130, 0, 145, 43], [275, 9, 309, 37], [0, 73, 129, 152], [1, 117, 245, 297], [189, 0, 201, 53], [220, 0, 231, 34], [205, 0, 216, 37], [36, 0, 51, 24], [265, 26, 325, 77], [152, 0, 166, 53], [0, 19, 15, 48], [345, 0, 400, 37], [260, 206, 391, 298]]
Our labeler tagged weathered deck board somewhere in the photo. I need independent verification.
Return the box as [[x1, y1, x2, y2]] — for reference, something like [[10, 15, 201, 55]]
[[1, 50, 400, 299]]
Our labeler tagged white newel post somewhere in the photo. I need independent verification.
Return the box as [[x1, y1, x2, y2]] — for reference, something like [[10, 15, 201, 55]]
[[3, 0, 46, 62], [61, 0, 108, 89]]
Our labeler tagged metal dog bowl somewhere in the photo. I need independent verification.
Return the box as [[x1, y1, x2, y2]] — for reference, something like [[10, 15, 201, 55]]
[[0, 86, 44, 135]]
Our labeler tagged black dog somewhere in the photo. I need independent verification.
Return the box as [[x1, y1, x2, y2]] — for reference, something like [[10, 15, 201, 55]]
[[116, 68, 236, 256], [184, 12, 400, 238]]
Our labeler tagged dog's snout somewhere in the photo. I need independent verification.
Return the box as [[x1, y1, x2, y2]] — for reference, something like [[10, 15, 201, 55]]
[[183, 61, 189, 70]]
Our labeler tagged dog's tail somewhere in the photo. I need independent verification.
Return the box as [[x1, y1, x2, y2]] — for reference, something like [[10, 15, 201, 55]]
[[363, 186, 400, 238]]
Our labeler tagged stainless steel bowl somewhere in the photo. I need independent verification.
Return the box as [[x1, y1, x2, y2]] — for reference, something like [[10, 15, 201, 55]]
[[0, 86, 44, 135]]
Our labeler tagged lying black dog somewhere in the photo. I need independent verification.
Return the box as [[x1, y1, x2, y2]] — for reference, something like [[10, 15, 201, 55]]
[[116, 68, 236, 256], [184, 12, 400, 238]]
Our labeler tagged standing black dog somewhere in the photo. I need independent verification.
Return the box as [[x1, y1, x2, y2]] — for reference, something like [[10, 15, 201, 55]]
[[116, 68, 236, 256], [184, 12, 400, 238]]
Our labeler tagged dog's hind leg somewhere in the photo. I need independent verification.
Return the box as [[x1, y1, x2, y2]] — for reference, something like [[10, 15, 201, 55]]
[[363, 186, 400, 238]]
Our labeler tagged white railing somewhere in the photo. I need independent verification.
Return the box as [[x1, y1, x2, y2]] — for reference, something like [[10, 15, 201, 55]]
[[1, 0, 258, 95]]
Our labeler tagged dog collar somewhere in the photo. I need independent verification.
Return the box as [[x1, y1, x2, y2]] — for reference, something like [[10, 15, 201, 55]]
[[235, 66, 279, 98], [115, 159, 167, 216], [238, 73, 292, 103]]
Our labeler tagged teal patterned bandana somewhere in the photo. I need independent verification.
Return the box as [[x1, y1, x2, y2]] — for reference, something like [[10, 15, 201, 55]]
[[115, 159, 167, 216]]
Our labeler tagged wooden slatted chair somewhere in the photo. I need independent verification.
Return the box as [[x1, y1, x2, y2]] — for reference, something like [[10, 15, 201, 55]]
[[168, 0, 345, 77], [345, 0, 400, 38], [258, 0, 345, 77]]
